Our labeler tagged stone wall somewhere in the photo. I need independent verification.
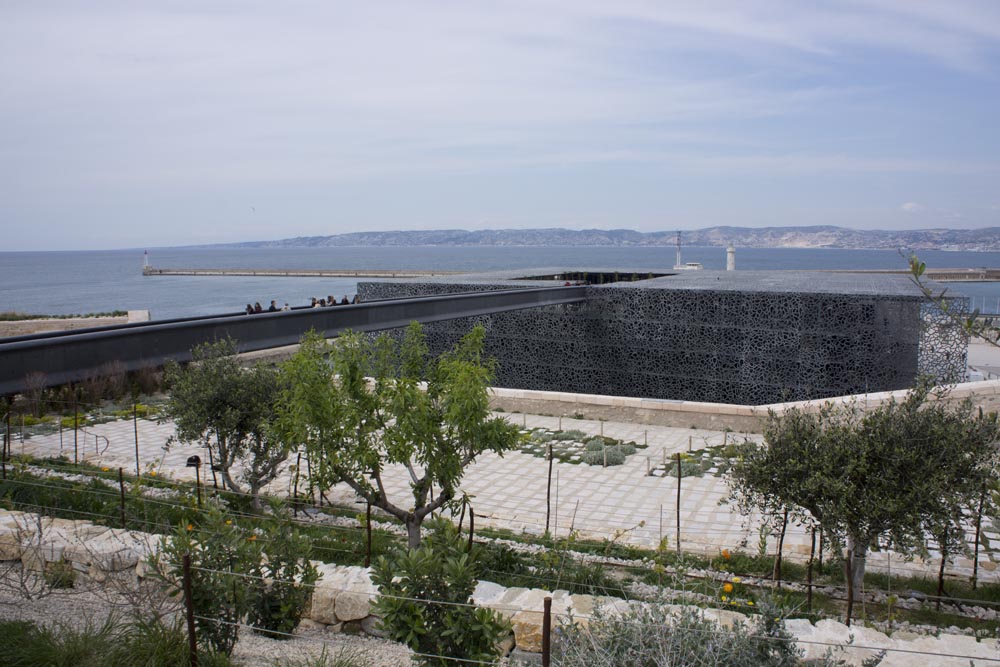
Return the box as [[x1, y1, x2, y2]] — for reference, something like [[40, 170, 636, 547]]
[[489, 379, 1000, 434]]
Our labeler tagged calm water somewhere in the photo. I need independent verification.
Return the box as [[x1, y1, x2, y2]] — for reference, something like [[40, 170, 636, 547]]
[[2, 246, 1000, 320]]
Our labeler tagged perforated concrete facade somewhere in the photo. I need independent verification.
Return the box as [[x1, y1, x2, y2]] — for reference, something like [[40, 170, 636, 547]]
[[358, 270, 966, 405]]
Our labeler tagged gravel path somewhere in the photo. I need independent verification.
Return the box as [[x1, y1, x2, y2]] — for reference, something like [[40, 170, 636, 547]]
[[0, 565, 412, 667]]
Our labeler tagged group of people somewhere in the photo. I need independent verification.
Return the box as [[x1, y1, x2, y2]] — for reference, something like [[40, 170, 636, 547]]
[[244, 300, 289, 314], [311, 295, 360, 307], [243, 294, 362, 315]]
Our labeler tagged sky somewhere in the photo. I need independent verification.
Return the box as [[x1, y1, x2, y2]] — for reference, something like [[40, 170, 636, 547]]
[[2, 1, 1000, 251]]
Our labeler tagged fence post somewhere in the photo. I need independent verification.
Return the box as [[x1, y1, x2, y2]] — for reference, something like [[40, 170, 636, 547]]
[[542, 596, 552, 667], [467, 507, 475, 553], [133, 403, 141, 477], [73, 397, 79, 465], [365, 502, 373, 567], [676, 452, 682, 554], [118, 468, 127, 528], [545, 444, 553, 535], [973, 483, 986, 590], [292, 452, 302, 518], [182, 554, 199, 667], [807, 527, 815, 612]]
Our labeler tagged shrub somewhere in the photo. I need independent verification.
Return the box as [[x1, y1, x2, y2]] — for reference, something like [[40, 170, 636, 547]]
[[248, 503, 319, 639], [582, 447, 626, 466], [43, 558, 76, 589], [151, 503, 262, 656], [554, 429, 587, 441], [584, 438, 605, 451], [372, 519, 510, 666], [555, 598, 857, 667]]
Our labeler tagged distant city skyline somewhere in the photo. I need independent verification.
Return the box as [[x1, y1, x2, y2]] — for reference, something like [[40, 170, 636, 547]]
[[2, 1, 999, 251]]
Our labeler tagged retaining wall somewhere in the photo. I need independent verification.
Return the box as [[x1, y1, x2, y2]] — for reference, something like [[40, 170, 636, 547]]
[[0, 509, 995, 665]]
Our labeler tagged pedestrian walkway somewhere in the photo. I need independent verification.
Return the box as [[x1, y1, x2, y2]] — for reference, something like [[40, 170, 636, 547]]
[[13, 411, 1000, 583]]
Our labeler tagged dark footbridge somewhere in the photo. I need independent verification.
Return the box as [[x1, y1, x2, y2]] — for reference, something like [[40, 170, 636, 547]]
[[0, 286, 586, 396]]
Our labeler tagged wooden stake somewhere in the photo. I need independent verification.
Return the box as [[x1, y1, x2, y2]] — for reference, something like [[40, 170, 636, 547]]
[[118, 468, 127, 528], [807, 527, 815, 612], [133, 403, 140, 477], [973, 483, 986, 590], [365, 502, 373, 567], [541, 596, 552, 667], [545, 444, 553, 535], [182, 554, 199, 667], [675, 452, 682, 554]]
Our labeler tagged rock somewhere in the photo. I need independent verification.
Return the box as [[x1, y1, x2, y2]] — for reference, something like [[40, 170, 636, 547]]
[[473, 580, 506, 606], [308, 584, 340, 624], [511, 609, 545, 653], [361, 614, 387, 638], [335, 569, 377, 621], [508, 647, 543, 665], [295, 618, 325, 633]]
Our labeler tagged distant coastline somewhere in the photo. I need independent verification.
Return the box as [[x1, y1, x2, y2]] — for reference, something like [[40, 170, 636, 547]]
[[193, 225, 1000, 253]]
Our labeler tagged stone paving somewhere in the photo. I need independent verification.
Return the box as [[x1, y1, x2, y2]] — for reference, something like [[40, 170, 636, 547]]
[[12, 412, 1000, 583]]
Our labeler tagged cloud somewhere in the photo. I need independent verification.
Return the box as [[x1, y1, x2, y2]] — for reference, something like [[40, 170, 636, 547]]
[[901, 202, 925, 212]]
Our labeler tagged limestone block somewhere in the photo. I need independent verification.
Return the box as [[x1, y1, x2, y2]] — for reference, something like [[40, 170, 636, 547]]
[[511, 609, 545, 653], [487, 587, 529, 619], [335, 569, 377, 621], [472, 580, 506, 606], [308, 584, 340, 624], [838, 625, 892, 665], [509, 591, 572, 654], [700, 607, 747, 629]]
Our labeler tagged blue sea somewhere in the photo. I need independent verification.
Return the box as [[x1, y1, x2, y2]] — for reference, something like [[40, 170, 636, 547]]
[[3, 246, 1000, 320]]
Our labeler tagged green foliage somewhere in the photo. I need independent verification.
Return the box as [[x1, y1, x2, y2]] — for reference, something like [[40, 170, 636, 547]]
[[43, 558, 76, 589], [728, 382, 999, 608], [152, 501, 318, 654], [582, 447, 626, 466], [372, 519, 510, 666], [164, 337, 288, 507], [153, 503, 260, 655], [248, 503, 320, 639], [553, 429, 587, 441], [555, 599, 859, 667], [273, 647, 367, 667], [0, 617, 235, 667], [275, 323, 520, 548]]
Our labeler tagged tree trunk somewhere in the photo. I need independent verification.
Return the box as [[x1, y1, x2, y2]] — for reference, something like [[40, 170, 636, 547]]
[[406, 517, 422, 550], [844, 536, 867, 626]]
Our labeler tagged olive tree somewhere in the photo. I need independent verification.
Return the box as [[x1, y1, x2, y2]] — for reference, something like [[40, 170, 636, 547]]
[[728, 382, 998, 624], [274, 323, 520, 548], [164, 338, 289, 510]]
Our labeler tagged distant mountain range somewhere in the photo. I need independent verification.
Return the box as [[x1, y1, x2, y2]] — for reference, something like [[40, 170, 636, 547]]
[[216, 226, 1000, 251]]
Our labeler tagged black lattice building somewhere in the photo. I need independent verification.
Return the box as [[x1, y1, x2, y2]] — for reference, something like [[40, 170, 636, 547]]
[[358, 269, 966, 406]]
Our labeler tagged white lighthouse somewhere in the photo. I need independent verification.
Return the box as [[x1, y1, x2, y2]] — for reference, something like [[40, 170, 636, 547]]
[[726, 244, 736, 271]]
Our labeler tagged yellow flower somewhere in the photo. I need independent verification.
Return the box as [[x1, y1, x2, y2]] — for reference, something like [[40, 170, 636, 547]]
[[721, 595, 728, 602], [248, 535, 257, 542], [723, 583, 734, 593], [225, 520, 232, 525], [101, 467, 109, 472], [149, 471, 157, 477], [186, 524, 193, 531], [721, 549, 731, 560], [732, 576, 741, 583], [747, 601, 754, 606]]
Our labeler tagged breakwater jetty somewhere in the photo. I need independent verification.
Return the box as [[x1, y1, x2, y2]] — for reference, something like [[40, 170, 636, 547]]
[[823, 268, 1000, 282], [142, 266, 463, 278]]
